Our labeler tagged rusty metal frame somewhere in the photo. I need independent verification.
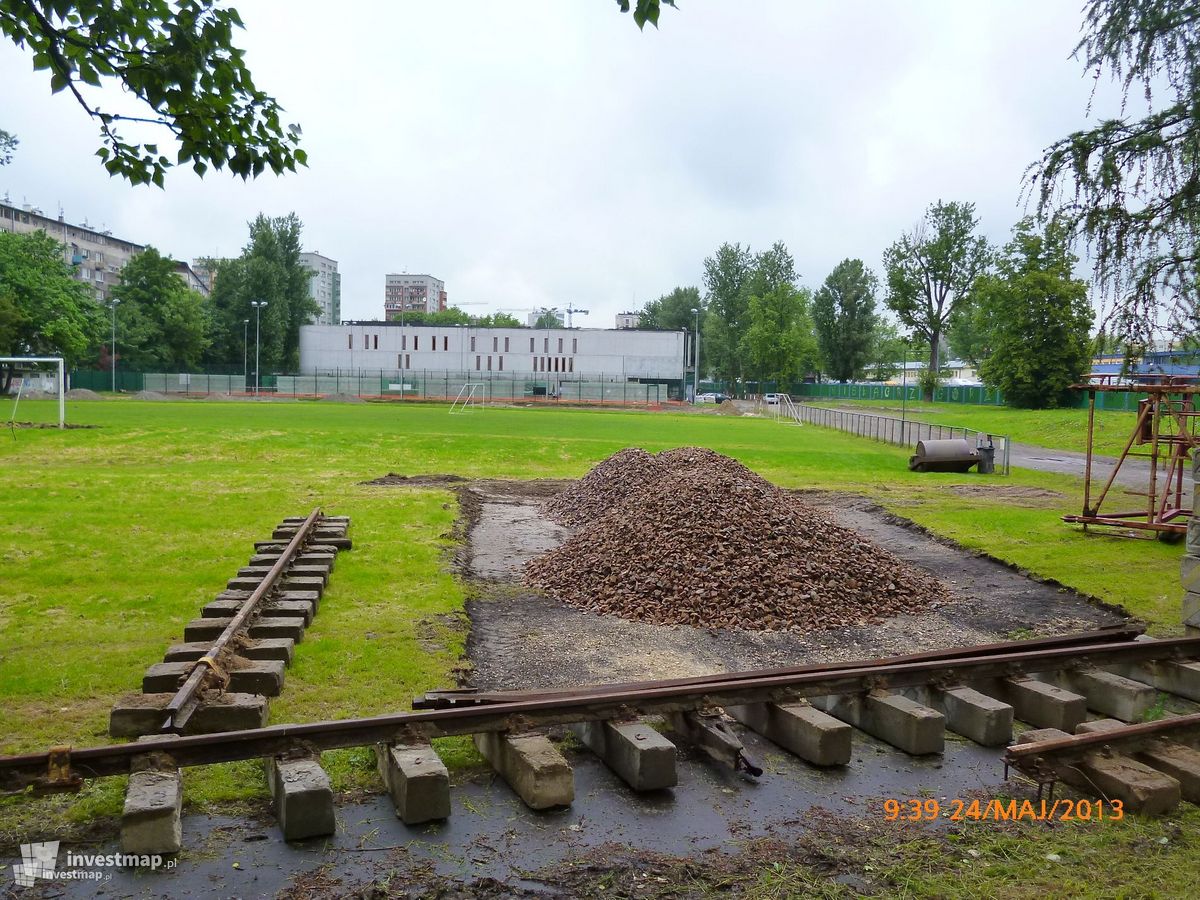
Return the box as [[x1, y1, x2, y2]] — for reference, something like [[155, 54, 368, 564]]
[[1064, 376, 1200, 538]]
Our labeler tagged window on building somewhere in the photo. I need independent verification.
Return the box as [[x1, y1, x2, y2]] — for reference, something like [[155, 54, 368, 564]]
[[431, 336, 437, 352], [471, 336, 476, 351], [402, 334, 407, 350], [543, 337, 549, 352], [532, 356, 537, 371], [529, 337, 535, 352], [405, 354, 411, 369], [498, 356, 503, 371], [476, 355, 481, 370], [572, 338, 578, 354], [414, 336, 419, 350], [348, 334, 353, 350], [373, 334, 378, 350], [569, 357, 574, 372], [504, 337, 510, 352], [443, 336, 448, 351], [487, 355, 492, 371], [492, 336, 498, 352], [398, 354, 403, 368], [558, 337, 563, 353]]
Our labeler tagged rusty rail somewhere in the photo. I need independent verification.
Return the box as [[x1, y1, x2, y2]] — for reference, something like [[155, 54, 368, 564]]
[[4, 633, 1199, 791], [414, 625, 1145, 708], [158, 507, 323, 733], [1005, 711, 1200, 774]]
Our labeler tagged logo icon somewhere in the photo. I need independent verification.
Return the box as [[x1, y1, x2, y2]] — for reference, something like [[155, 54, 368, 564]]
[[13, 841, 60, 887]]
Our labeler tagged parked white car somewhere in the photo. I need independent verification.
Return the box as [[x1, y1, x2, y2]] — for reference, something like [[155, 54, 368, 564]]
[[763, 393, 781, 405]]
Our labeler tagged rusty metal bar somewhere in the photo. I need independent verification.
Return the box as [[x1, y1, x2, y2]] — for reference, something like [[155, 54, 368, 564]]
[[158, 507, 323, 733], [1005, 711, 1200, 771], [414, 626, 1145, 708], [3, 635, 1199, 790]]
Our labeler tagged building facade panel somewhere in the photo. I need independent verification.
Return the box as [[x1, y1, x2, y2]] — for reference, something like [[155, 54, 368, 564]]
[[300, 324, 685, 379]]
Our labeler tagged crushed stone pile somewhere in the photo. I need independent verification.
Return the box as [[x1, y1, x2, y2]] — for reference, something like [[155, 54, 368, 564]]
[[542, 448, 667, 527], [526, 447, 946, 631], [65, 388, 103, 400], [133, 390, 170, 401]]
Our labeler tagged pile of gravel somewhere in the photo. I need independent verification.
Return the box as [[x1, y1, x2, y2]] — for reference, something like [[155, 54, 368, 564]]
[[65, 388, 103, 400], [542, 448, 666, 527], [133, 390, 170, 401], [11, 388, 51, 399], [525, 447, 946, 632]]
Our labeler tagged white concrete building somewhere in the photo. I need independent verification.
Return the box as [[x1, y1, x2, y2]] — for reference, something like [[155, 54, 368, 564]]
[[299, 323, 685, 379], [300, 252, 340, 325], [385, 273, 445, 319], [615, 311, 641, 329]]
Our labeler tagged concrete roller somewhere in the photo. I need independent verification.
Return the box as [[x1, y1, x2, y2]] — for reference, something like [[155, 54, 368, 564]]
[[908, 438, 979, 473]]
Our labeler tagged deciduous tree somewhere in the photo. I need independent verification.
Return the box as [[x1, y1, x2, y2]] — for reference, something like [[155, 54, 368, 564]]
[[741, 285, 819, 387], [638, 286, 702, 332], [883, 200, 990, 400], [976, 220, 1093, 408], [111, 247, 210, 370], [812, 259, 878, 381], [0, 230, 102, 391]]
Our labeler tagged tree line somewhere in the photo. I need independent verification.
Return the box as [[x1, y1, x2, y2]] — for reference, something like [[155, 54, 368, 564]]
[[639, 203, 1093, 408], [1, 212, 322, 387]]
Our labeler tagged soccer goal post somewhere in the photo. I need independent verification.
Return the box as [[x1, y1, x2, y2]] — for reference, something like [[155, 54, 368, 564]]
[[1, 357, 66, 428]]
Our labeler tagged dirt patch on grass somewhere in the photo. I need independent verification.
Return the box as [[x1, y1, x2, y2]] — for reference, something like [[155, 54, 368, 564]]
[[949, 483, 1066, 506], [363, 472, 471, 486], [4, 421, 97, 430]]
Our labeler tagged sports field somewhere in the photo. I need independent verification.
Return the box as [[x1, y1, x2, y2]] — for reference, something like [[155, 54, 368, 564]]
[[0, 397, 1188, 872]]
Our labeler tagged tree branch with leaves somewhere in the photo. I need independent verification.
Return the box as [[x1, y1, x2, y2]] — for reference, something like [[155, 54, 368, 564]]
[[0, 0, 306, 185]]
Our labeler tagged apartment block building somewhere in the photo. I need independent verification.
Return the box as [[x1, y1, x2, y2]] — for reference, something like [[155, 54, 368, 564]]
[[615, 311, 642, 329], [0, 199, 143, 303], [300, 252, 341, 325], [384, 273, 446, 319]]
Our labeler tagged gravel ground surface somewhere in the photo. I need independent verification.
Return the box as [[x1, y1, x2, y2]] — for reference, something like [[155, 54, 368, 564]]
[[464, 480, 1128, 691]]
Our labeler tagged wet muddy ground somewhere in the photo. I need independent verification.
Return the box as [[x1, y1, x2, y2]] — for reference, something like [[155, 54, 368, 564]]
[[463, 480, 1127, 691], [7, 476, 1134, 897]]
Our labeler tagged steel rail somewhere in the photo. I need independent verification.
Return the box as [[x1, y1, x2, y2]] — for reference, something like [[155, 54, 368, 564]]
[[158, 507, 323, 734], [4, 636, 1199, 790], [414, 626, 1146, 708], [1005, 711, 1200, 771]]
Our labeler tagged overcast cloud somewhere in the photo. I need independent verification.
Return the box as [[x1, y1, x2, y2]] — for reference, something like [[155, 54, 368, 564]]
[[0, 1, 1119, 325]]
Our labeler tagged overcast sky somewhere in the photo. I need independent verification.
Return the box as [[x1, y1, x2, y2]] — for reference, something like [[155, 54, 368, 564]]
[[0, 1, 1118, 326]]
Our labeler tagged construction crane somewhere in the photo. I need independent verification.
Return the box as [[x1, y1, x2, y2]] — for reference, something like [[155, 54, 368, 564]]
[[562, 303, 589, 328]]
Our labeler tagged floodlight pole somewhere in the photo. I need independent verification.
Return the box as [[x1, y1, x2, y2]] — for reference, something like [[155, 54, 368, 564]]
[[901, 339, 908, 444], [251, 301, 267, 394], [691, 307, 700, 403], [109, 298, 120, 393], [242, 319, 250, 391]]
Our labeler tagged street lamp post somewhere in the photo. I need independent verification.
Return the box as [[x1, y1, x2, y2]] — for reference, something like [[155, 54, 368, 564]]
[[242, 319, 250, 392], [901, 338, 909, 445], [251, 301, 267, 395], [690, 307, 700, 403], [109, 298, 121, 392], [680, 327, 688, 403]]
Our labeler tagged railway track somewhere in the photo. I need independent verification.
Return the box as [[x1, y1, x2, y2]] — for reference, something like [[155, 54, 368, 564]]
[[4, 619, 1200, 851]]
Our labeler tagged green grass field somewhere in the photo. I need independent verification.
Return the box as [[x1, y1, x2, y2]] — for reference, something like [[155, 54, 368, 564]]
[[0, 397, 1189, 882], [807, 398, 1134, 457]]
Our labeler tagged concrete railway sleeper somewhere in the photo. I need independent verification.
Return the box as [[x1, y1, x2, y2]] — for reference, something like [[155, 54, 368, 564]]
[[96, 510, 351, 852], [6, 632, 1200, 852]]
